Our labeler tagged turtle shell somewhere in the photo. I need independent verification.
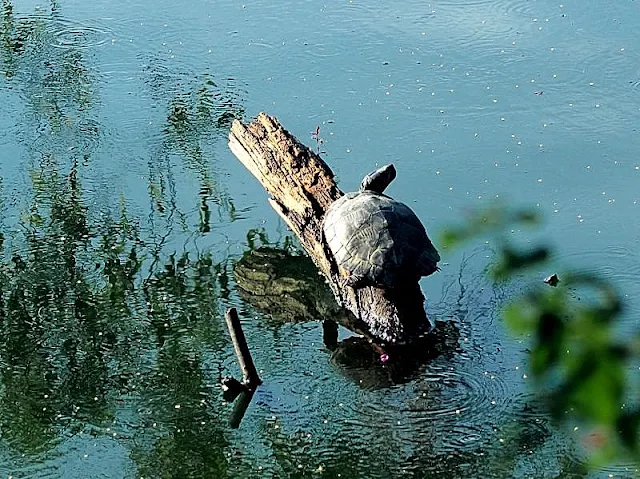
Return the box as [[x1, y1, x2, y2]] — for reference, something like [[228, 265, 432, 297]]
[[322, 190, 440, 289]]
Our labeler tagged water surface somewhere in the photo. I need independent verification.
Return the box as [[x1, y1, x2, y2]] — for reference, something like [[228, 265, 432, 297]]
[[0, 0, 639, 477]]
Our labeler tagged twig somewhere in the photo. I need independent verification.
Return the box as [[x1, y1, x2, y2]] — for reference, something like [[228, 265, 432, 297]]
[[225, 307, 262, 389], [222, 307, 262, 428]]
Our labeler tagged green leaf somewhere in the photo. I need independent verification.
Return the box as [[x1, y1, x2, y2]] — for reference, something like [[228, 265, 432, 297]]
[[503, 301, 537, 334]]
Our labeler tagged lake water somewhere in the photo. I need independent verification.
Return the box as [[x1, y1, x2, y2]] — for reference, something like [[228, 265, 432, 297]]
[[1, 0, 639, 477]]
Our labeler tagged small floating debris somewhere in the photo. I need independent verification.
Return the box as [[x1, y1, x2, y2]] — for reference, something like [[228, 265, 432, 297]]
[[544, 273, 560, 287]]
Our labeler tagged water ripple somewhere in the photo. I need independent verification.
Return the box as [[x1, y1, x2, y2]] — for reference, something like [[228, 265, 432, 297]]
[[562, 245, 640, 291], [408, 365, 511, 421], [432, 0, 539, 17], [48, 18, 113, 50], [595, 462, 640, 479], [29, 117, 102, 159]]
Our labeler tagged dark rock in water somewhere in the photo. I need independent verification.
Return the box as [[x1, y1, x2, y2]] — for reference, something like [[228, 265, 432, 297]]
[[544, 273, 560, 287]]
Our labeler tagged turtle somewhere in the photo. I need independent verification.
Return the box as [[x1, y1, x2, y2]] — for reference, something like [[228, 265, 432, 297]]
[[322, 164, 440, 290]]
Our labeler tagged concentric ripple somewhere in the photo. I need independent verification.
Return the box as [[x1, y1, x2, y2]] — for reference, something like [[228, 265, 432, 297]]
[[407, 365, 511, 421], [48, 18, 112, 50]]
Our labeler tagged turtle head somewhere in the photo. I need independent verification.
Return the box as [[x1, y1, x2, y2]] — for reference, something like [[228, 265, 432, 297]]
[[359, 164, 397, 193]]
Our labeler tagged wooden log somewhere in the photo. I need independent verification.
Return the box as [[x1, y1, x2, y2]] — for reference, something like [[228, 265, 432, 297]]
[[224, 307, 262, 389], [228, 113, 430, 344]]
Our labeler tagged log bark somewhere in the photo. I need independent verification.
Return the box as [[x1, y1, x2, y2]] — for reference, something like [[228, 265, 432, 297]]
[[228, 113, 430, 344]]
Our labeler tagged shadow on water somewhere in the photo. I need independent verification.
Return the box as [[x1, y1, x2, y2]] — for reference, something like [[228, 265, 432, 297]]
[[233, 243, 461, 390]]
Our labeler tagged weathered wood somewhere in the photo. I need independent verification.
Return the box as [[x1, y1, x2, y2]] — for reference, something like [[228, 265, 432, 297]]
[[228, 113, 430, 344]]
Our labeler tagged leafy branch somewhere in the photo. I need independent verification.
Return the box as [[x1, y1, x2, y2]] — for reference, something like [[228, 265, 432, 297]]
[[442, 203, 639, 467]]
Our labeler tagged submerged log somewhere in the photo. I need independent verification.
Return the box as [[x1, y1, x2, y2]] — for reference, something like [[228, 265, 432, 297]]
[[228, 113, 431, 344]]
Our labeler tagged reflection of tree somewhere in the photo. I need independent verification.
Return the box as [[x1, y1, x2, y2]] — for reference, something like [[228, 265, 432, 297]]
[[131, 339, 228, 478], [0, 1, 113, 448], [0, 165, 232, 459], [0, 163, 125, 452], [145, 63, 244, 231], [0, 0, 239, 471], [127, 250, 231, 476], [1, 0, 28, 79], [1, 3, 93, 127], [143, 251, 227, 349]]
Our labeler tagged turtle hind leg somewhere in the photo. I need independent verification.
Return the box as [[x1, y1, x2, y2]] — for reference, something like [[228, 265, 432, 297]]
[[344, 274, 367, 289]]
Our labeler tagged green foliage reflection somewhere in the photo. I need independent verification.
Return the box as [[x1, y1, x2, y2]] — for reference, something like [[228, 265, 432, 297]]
[[146, 66, 243, 227], [0, 1, 241, 473]]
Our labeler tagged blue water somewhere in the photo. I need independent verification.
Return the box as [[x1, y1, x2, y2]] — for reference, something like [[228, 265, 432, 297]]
[[1, 0, 639, 477]]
